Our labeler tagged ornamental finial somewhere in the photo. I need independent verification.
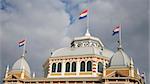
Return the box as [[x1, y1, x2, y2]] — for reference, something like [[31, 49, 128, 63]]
[[85, 28, 91, 36]]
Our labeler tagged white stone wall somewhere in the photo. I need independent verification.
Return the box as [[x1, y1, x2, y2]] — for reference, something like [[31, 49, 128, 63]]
[[47, 56, 109, 78]]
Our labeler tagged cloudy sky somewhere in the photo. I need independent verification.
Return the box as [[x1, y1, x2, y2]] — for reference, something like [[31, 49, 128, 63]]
[[0, 0, 149, 82]]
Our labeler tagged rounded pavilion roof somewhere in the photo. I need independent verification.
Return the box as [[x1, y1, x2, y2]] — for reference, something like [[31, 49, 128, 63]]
[[12, 56, 31, 75], [52, 47, 99, 56], [52, 47, 113, 58], [109, 48, 131, 67]]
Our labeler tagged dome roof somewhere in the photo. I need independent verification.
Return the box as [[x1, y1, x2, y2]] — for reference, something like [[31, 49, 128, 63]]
[[52, 47, 113, 58], [109, 48, 131, 67], [52, 29, 113, 58], [12, 56, 31, 75]]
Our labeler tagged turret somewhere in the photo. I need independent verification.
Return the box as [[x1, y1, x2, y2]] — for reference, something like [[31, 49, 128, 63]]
[[4, 65, 9, 79], [85, 28, 91, 36], [130, 57, 134, 77]]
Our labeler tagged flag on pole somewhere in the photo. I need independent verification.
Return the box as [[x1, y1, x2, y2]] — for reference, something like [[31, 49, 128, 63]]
[[112, 25, 121, 36], [79, 9, 88, 19], [18, 39, 26, 47]]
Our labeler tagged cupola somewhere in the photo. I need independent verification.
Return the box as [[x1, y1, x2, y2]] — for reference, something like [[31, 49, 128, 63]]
[[12, 56, 31, 77], [109, 48, 131, 67], [71, 28, 104, 49]]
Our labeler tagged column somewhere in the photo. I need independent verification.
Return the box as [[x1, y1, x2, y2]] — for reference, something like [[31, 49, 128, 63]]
[[85, 61, 87, 72], [62, 60, 66, 76], [103, 61, 106, 77], [77, 59, 80, 76], [70, 62, 72, 72]]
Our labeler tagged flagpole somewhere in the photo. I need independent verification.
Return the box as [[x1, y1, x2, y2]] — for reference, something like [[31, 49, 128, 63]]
[[118, 24, 122, 49], [22, 39, 26, 57], [87, 0, 90, 33]]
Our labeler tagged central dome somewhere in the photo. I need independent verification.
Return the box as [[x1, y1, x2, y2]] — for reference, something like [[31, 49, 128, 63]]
[[12, 56, 31, 75], [51, 30, 114, 58]]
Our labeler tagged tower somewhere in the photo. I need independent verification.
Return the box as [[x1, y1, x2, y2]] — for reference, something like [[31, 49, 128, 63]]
[[102, 26, 144, 84], [3, 56, 31, 82]]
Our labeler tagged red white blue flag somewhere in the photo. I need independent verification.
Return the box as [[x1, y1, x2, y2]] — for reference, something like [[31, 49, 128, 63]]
[[112, 25, 120, 36], [18, 39, 26, 47], [79, 9, 88, 19]]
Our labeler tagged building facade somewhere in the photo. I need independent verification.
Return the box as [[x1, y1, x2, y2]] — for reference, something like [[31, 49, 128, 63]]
[[3, 30, 145, 84]]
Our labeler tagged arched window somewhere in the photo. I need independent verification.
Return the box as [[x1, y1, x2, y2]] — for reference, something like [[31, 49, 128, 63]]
[[87, 61, 92, 71], [71, 62, 76, 72], [57, 62, 62, 72], [65, 62, 70, 72], [80, 61, 85, 72], [98, 62, 103, 73], [52, 63, 56, 72]]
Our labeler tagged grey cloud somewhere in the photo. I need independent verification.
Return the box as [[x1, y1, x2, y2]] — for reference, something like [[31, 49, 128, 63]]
[[0, 0, 149, 82]]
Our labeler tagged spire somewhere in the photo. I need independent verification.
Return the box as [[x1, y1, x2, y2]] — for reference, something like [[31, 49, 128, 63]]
[[137, 68, 140, 75], [5, 65, 9, 78], [85, 28, 91, 36], [130, 57, 134, 77], [32, 72, 35, 78], [130, 57, 134, 67], [6, 65, 9, 72], [118, 24, 122, 49]]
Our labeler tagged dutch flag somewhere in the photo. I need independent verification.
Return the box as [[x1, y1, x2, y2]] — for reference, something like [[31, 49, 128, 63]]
[[79, 9, 88, 19], [112, 25, 121, 36], [18, 39, 26, 47]]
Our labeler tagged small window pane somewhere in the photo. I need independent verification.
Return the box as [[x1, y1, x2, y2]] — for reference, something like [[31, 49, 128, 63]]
[[98, 62, 103, 73], [65, 62, 70, 72], [80, 61, 85, 72], [52, 63, 56, 72], [87, 61, 92, 71], [71, 62, 76, 72], [57, 63, 62, 72]]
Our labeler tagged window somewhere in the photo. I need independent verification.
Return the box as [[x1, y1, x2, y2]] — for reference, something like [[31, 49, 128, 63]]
[[80, 61, 85, 72], [87, 61, 92, 71], [98, 62, 103, 73], [65, 62, 70, 72], [52, 63, 56, 72], [57, 62, 62, 72], [71, 62, 76, 72]]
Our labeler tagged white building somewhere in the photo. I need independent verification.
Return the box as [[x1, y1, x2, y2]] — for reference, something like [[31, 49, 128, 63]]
[[3, 29, 145, 84]]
